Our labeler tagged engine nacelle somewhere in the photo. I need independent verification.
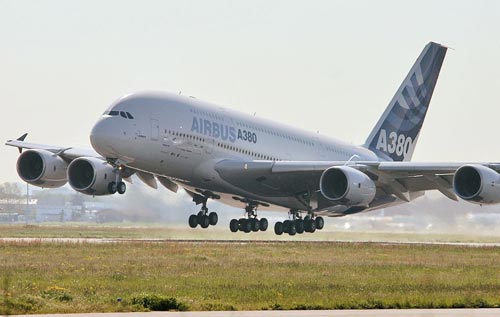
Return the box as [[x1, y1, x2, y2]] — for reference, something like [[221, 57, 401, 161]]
[[16, 149, 67, 188], [453, 164, 500, 204], [67, 157, 119, 196], [319, 166, 376, 206]]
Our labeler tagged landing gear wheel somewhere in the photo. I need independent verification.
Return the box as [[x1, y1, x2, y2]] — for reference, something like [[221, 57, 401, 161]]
[[274, 222, 284, 235], [200, 215, 210, 229], [309, 219, 316, 233], [250, 218, 260, 232], [304, 219, 314, 232], [117, 181, 126, 194], [188, 215, 198, 228], [283, 220, 292, 234], [315, 216, 324, 230], [107, 182, 117, 194], [197, 211, 204, 224], [229, 219, 239, 232], [239, 219, 251, 233], [208, 212, 218, 226], [288, 223, 297, 236], [243, 220, 252, 233], [259, 218, 268, 231], [295, 219, 304, 234]]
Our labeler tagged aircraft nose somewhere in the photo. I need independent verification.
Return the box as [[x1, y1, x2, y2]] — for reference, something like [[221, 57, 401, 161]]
[[90, 118, 113, 156]]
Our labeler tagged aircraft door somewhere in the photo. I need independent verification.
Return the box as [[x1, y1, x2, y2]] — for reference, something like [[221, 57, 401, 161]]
[[151, 119, 159, 141]]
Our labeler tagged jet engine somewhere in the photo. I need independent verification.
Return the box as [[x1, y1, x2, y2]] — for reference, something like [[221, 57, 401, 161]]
[[453, 164, 500, 204], [16, 149, 67, 188], [319, 166, 376, 206], [67, 157, 119, 195]]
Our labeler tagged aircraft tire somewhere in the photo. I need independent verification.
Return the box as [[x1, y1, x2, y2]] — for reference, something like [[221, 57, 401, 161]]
[[250, 218, 260, 232], [274, 222, 284, 235], [243, 220, 252, 233], [288, 224, 297, 236], [259, 218, 268, 231], [229, 219, 239, 232], [107, 182, 117, 194], [117, 182, 126, 194], [238, 219, 250, 233], [295, 219, 304, 234], [283, 220, 292, 233], [315, 217, 324, 230], [304, 219, 312, 232], [309, 219, 317, 233], [200, 215, 210, 228], [238, 218, 245, 230], [188, 215, 198, 228], [208, 212, 218, 226]]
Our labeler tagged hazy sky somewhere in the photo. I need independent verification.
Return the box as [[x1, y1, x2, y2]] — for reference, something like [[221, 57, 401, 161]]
[[1, 0, 500, 183]]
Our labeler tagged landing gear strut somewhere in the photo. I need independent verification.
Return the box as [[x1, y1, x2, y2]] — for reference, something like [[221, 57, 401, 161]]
[[229, 204, 268, 233], [274, 210, 324, 236], [188, 196, 218, 229]]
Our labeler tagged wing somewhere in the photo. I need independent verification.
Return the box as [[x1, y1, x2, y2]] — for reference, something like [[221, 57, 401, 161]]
[[5, 134, 101, 161], [5, 134, 178, 192], [215, 159, 500, 214]]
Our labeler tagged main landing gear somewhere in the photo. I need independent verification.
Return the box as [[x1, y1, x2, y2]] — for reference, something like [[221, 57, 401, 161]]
[[229, 204, 268, 233], [274, 210, 324, 236], [188, 196, 218, 229]]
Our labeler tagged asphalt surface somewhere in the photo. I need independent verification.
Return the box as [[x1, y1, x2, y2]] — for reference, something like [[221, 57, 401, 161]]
[[10, 309, 500, 317], [1, 237, 500, 247]]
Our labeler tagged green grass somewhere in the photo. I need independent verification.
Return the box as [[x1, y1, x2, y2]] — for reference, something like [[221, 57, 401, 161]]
[[1, 240, 500, 314]]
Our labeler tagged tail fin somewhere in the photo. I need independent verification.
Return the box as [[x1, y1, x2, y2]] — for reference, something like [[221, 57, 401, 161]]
[[364, 42, 447, 162]]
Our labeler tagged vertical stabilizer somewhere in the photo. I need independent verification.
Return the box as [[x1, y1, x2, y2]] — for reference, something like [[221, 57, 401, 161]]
[[364, 42, 447, 161]]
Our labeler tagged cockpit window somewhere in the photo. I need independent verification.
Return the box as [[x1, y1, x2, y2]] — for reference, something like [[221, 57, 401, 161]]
[[105, 110, 133, 119]]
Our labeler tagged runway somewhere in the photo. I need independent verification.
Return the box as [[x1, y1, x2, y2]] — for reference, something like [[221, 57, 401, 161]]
[[10, 309, 500, 317], [1, 237, 500, 247]]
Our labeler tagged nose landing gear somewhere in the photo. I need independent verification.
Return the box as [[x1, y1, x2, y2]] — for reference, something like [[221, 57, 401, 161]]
[[107, 180, 126, 195]]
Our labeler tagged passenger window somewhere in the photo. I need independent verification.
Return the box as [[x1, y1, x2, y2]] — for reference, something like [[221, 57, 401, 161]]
[[120, 111, 127, 118], [126, 112, 134, 119], [109, 111, 119, 116]]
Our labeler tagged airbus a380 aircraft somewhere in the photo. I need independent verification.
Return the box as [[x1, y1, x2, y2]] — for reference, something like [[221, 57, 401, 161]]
[[7, 42, 500, 235]]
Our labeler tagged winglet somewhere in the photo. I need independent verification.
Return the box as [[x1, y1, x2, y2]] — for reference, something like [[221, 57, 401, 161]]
[[16, 133, 28, 153], [17, 133, 28, 141]]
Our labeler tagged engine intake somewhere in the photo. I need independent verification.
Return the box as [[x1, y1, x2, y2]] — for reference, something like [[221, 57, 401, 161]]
[[319, 166, 376, 207], [16, 149, 67, 188], [453, 164, 500, 204], [68, 157, 118, 195]]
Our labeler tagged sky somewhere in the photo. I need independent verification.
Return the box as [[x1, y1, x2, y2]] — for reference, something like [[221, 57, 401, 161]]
[[1, 0, 500, 186]]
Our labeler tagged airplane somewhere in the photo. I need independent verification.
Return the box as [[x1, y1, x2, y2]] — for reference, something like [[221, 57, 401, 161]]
[[7, 42, 500, 236]]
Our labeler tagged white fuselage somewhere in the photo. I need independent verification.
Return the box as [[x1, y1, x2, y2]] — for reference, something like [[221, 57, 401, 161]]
[[90, 91, 379, 212]]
